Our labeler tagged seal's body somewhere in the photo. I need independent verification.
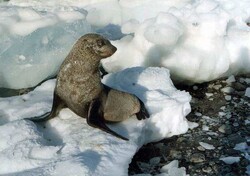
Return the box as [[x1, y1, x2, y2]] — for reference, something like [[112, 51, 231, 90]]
[[29, 34, 149, 140], [56, 34, 115, 117]]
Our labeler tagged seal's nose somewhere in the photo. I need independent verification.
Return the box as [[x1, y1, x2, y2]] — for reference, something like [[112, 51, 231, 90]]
[[112, 46, 117, 53]]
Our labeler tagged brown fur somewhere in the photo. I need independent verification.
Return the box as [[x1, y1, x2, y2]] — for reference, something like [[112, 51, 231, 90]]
[[102, 90, 141, 122], [56, 33, 117, 117], [31, 33, 141, 123], [28, 33, 148, 140]]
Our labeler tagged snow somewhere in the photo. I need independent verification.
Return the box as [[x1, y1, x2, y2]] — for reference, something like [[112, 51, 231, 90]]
[[0, 0, 250, 89], [101, 0, 250, 84], [0, 6, 91, 89], [226, 75, 236, 84], [234, 142, 248, 151], [188, 121, 199, 129], [133, 160, 188, 176], [221, 87, 234, 94], [160, 160, 187, 176], [202, 125, 209, 131], [199, 142, 215, 150], [245, 88, 250, 98], [245, 78, 250, 84], [195, 112, 202, 117], [234, 142, 250, 175], [102, 67, 192, 143], [220, 156, 241, 164], [225, 95, 232, 101], [0, 0, 250, 175], [149, 157, 161, 165], [0, 67, 191, 175], [205, 93, 213, 97]]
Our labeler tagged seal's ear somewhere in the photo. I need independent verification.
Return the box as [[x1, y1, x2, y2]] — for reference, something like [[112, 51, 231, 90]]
[[82, 39, 88, 43]]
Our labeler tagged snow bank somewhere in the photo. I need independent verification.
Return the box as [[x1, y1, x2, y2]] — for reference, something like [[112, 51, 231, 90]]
[[8, 0, 190, 25], [0, 67, 192, 175], [0, 6, 91, 89], [102, 67, 192, 143], [1, 0, 250, 89], [102, 0, 250, 84]]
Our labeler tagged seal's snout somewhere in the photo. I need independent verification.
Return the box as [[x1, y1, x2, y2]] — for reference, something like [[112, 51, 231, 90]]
[[100, 44, 117, 58], [112, 45, 117, 53], [108, 45, 117, 57]]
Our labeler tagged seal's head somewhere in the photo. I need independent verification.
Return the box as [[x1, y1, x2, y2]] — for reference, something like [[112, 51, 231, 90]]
[[78, 33, 117, 58]]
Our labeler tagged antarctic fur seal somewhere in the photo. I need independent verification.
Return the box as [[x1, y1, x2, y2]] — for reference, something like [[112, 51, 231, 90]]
[[28, 33, 148, 140]]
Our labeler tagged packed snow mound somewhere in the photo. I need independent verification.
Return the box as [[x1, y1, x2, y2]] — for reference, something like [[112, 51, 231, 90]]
[[102, 0, 250, 84], [102, 67, 192, 143], [0, 67, 192, 175], [0, 0, 249, 88], [8, 0, 191, 25]]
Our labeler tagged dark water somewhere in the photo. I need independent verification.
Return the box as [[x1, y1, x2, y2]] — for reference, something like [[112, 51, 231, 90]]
[[0, 87, 32, 97]]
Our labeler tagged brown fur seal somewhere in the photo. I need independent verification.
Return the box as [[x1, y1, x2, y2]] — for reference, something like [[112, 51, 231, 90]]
[[28, 33, 148, 140]]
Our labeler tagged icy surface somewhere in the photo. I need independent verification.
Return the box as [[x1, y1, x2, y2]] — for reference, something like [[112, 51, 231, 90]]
[[132, 160, 188, 176], [101, 0, 250, 84], [234, 142, 248, 151], [226, 75, 236, 84], [0, 0, 249, 175], [160, 160, 187, 176], [245, 88, 250, 98], [1, 0, 250, 89], [102, 67, 192, 143], [0, 6, 91, 89], [199, 142, 215, 150], [234, 142, 250, 175], [220, 156, 241, 164], [0, 67, 192, 175]]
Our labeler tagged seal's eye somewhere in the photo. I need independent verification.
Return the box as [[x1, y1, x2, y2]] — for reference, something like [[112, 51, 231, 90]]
[[97, 39, 105, 47]]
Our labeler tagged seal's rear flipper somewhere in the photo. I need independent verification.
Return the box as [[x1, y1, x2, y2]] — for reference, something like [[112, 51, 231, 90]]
[[87, 99, 129, 141], [136, 99, 150, 120], [27, 112, 51, 122]]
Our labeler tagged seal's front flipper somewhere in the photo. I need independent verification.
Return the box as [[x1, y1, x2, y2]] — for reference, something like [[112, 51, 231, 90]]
[[87, 99, 129, 141], [136, 99, 150, 120], [27, 93, 64, 122], [27, 112, 51, 122]]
